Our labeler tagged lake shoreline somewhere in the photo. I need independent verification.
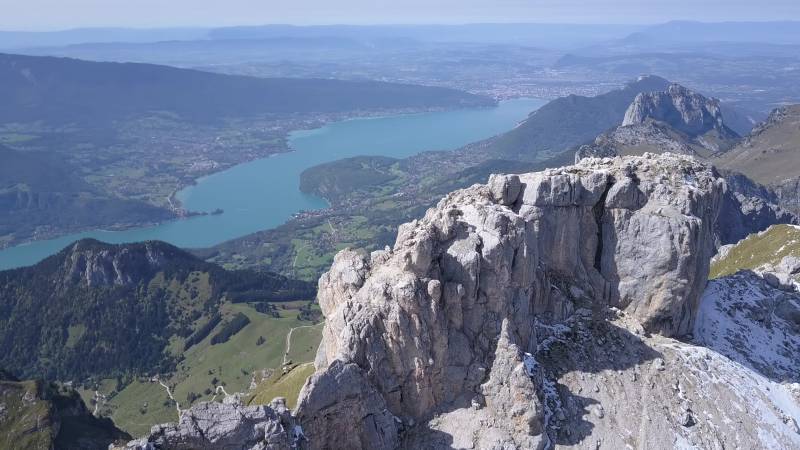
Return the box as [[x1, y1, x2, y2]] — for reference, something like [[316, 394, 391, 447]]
[[0, 98, 543, 270]]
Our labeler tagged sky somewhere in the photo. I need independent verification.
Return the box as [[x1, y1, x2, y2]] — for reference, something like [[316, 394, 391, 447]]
[[1, 0, 800, 30]]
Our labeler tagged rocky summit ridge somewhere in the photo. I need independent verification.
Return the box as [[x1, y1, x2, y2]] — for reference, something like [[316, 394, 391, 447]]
[[295, 153, 736, 449], [121, 153, 799, 450], [574, 83, 796, 246]]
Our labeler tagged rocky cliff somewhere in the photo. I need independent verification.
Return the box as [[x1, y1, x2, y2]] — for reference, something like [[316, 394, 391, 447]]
[[115, 153, 800, 449], [123, 396, 302, 450], [295, 153, 731, 449], [577, 84, 740, 161], [622, 84, 736, 139], [715, 172, 798, 245], [574, 86, 794, 245], [0, 377, 130, 450]]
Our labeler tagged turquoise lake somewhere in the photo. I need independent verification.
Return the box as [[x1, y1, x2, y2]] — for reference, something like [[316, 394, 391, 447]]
[[0, 97, 546, 270]]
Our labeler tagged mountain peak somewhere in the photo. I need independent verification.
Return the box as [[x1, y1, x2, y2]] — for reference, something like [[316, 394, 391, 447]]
[[716, 103, 800, 205], [577, 83, 741, 161], [622, 83, 738, 139], [621, 74, 672, 94], [284, 152, 797, 449], [57, 239, 189, 287], [746, 104, 800, 143]]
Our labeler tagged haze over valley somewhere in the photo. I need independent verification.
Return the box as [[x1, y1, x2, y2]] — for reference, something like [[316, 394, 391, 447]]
[[1, 3, 800, 449]]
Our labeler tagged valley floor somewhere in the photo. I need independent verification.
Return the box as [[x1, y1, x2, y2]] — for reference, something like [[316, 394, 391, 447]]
[[82, 302, 323, 436]]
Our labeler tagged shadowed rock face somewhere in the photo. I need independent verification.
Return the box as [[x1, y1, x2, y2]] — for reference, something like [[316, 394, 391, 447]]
[[123, 397, 299, 450], [296, 154, 724, 449], [715, 172, 798, 245]]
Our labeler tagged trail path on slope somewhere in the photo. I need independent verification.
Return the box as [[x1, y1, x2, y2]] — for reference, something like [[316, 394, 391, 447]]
[[158, 379, 182, 421], [283, 325, 316, 366], [292, 244, 307, 270]]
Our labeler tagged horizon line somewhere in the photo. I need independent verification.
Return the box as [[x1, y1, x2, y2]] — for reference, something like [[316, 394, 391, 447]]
[[4, 19, 800, 34]]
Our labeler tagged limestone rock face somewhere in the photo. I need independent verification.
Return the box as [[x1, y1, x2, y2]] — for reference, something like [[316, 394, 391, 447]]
[[297, 153, 725, 449], [295, 361, 400, 450], [578, 84, 740, 160], [622, 84, 736, 139], [576, 98, 794, 246], [63, 240, 170, 287], [716, 174, 798, 245], [124, 398, 299, 450]]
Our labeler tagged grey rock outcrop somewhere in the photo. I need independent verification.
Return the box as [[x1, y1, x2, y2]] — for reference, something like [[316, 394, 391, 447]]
[[715, 172, 798, 245], [774, 177, 800, 215], [297, 153, 725, 449], [575, 86, 794, 245], [578, 84, 740, 161], [63, 240, 170, 287], [124, 397, 301, 450], [622, 84, 737, 140], [295, 361, 400, 450]]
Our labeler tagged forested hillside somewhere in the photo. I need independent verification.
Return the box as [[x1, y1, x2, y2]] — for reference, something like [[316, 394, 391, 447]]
[[0, 53, 493, 125], [0, 239, 315, 381]]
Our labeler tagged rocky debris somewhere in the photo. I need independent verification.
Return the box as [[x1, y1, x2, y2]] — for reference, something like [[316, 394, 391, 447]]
[[297, 153, 725, 449], [696, 271, 800, 380], [123, 397, 300, 450], [542, 309, 800, 450]]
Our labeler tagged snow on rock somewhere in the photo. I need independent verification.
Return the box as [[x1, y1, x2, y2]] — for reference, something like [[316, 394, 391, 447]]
[[695, 271, 800, 381]]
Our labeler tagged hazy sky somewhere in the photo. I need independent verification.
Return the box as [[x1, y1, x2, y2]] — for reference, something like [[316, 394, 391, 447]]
[[2, 0, 800, 30]]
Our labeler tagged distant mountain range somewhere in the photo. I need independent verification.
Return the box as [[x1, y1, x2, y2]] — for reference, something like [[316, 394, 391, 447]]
[[0, 27, 209, 49], [622, 21, 800, 46], [472, 75, 672, 162], [0, 24, 645, 50], [568, 82, 799, 203], [3, 22, 799, 51], [577, 83, 741, 159], [0, 52, 492, 125], [569, 81, 797, 242]]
